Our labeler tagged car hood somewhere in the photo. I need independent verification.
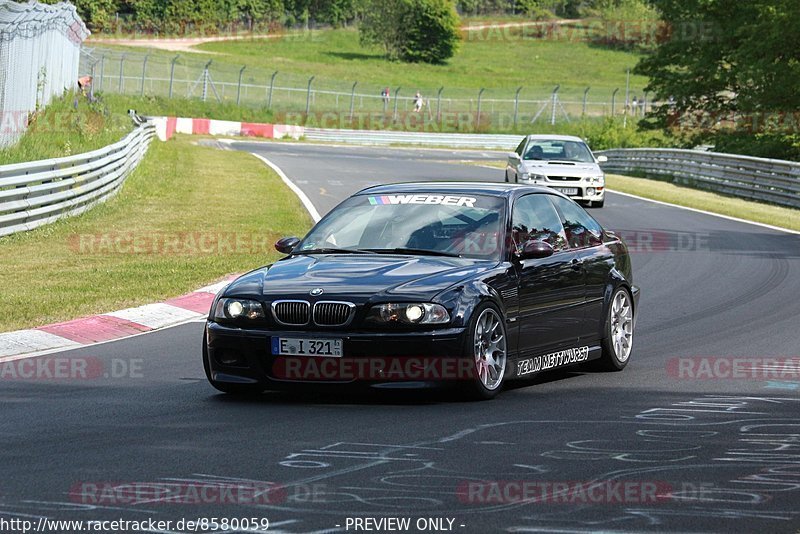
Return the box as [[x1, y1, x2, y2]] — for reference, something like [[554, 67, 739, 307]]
[[522, 161, 600, 176], [223, 254, 498, 303]]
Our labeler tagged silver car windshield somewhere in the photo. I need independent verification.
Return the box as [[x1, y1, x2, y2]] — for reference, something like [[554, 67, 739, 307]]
[[297, 193, 505, 260], [523, 140, 595, 163]]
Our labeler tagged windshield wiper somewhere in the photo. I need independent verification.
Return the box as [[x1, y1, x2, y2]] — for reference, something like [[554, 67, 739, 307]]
[[364, 248, 462, 258], [294, 247, 374, 255]]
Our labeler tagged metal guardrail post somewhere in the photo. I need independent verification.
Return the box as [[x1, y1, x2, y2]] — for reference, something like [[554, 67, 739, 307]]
[[99, 55, 105, 91], [476, 88, 486, 130], [436, 87, 444, 125], [550, 85, 560, 126], [168, 55, 180, 99], [611, 88, 619, 116], [140, 54, 150, 96], [349, 82, 358, 121], [237, 65, 246, 106], [513, 86, 522, 129], [268, 70, 278, 109], [202, 60, 212, 102], [583, 87, 590, 117], [306, 75, 315, 115], [118, 54, 126, 92]]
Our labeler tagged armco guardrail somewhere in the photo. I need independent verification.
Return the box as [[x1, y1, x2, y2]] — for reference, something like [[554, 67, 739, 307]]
[[303, 128, 521, 150], [597, 148, 800, 209], [0, 121, 155, 237]]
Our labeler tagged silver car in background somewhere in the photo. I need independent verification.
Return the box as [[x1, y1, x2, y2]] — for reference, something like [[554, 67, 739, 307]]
[[505, 134, 608, 208]]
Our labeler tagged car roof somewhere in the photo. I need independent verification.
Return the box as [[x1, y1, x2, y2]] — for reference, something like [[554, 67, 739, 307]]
[[356, 181, 565, 199], [524, 134, 586, 142]]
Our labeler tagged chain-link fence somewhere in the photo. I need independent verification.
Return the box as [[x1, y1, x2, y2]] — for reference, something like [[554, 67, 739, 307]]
[[0, 1, 90, 148], [80, 46, 653, 131]]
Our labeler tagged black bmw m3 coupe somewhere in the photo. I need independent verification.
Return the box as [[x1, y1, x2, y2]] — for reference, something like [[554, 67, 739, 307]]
[[203, 182, 639, 399]]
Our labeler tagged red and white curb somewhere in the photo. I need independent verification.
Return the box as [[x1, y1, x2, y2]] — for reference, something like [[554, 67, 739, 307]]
[[0, 277, 236, 361], [150, 116, 305, 142]]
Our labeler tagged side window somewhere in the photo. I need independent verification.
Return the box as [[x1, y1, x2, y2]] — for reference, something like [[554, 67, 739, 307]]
[[515, 138, 526, 156], [548, 196, 604, 249], [511, 194, 568, 253]]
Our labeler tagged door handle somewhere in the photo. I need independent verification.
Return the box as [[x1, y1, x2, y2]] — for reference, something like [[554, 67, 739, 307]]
[[570, 258, 583, 270]]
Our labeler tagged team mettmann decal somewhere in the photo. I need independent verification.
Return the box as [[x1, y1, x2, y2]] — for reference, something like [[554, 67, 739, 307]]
[[517, 346, 590, 376], [367, 195, 477, 207]]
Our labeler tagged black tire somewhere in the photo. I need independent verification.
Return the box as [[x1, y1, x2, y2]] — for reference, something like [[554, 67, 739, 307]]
[[591, 199, 605, 208], [596, 287, 634, 371], [463, 303, 508, 400], [202, 336, 264, 395], [504, 170, 510, 183]]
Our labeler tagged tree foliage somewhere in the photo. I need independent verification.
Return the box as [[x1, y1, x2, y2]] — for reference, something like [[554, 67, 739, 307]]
[[635, 0, 800, 158], [359, 0, 460, 64]]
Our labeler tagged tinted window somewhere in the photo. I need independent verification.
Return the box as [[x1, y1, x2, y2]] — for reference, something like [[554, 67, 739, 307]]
[[511, 194, 568, 253], [299, 193, 505, 260], [522, 139, 594, 163], [548, 196, 604, 249]]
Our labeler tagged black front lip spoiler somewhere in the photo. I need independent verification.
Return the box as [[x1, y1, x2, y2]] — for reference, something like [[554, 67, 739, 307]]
[[206, 321, 469, 388]]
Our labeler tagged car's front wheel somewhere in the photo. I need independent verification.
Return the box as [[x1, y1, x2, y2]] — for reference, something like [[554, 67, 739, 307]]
[[465, 304, 508, 400], [597, 287, 634, 370], [202, 336, 264, 395]]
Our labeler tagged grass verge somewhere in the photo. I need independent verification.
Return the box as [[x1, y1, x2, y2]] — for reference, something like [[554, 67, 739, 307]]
[[0, 93, 132, 165], [0, 135, 312, 332], [605, 174, 800, 232]]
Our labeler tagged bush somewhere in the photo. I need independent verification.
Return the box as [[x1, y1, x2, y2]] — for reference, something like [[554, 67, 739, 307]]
[[360, 0, 461, 64], [401, 0, 461, 64]]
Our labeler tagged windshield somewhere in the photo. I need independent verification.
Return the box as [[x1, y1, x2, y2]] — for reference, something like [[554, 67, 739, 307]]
[[523, 139, 595, 163], [298, 193, 505, 260]]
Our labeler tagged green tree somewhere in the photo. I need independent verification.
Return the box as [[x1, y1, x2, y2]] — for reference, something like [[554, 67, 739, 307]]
[[401, 0, 461, 64], [635, 0, 800, 158], [360, 0, 460, 63], [359, 0, 414, 60], [637, 0, 800, 122], [37, 0, 120, 30]]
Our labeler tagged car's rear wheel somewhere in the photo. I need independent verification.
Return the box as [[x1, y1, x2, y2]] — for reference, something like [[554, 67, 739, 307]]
[[202, 336, 264, 395], [465, 304, 507, 400], [597, 287, 634, 370]]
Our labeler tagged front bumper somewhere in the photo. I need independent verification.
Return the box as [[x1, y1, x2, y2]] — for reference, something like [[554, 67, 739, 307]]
[[205, 321, 470, 389], [517, 176, 605, 202]]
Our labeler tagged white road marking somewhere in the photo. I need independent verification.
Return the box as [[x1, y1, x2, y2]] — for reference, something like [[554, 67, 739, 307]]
[[605, 189, 800, 235], [251, 153, 322, 222]]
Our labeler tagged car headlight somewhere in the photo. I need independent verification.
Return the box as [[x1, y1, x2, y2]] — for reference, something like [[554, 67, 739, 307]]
[[214, 298, 265, 321], [587, 175, 605, 184], [366, 303, 450, 325]]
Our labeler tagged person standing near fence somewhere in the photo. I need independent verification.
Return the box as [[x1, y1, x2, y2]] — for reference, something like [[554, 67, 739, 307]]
[[414, 91, 424, 113]]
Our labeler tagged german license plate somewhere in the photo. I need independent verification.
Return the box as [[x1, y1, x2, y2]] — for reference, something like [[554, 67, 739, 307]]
[[555, 187, 579, 196], [272, 337, 342, 357]]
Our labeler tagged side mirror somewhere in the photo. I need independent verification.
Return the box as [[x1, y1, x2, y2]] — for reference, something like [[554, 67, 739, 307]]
[[596, 155, 608, 163], [275, 236, 300, 254], [508, 152, 521, 161], [517, 240, 554, 260]]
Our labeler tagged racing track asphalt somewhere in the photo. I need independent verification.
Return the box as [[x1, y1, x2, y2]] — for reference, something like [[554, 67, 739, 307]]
[[1, 141, 799, 534]]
